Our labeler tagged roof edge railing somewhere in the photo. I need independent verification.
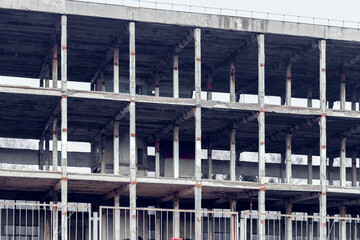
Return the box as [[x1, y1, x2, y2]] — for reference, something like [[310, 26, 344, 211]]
[[68, 0, 360, 29]]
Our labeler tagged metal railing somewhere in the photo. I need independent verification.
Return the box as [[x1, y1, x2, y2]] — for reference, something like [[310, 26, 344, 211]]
[[68, 0, 360, 29], [0, 201, 91, 240], [99, 206, 238, 240]]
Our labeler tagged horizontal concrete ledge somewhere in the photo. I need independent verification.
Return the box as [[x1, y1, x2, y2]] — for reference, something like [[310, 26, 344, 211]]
[[0, 169, 61, 179]]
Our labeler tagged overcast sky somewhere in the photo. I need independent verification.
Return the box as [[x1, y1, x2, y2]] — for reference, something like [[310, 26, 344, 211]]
[[135, 0, 360, 23]]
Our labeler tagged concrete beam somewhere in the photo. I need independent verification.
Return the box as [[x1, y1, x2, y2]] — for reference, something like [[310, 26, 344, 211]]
[[100, 103, 130, 135], [147, 107, 195, 144], [215, 190, 258, 205], [145, 29, 194, 86], [103, 184, 129, 201], [272, 192, 320, 206], [90, 24, 128, 88], [158, 186, 193, 203], [39, 17, 61, 83]]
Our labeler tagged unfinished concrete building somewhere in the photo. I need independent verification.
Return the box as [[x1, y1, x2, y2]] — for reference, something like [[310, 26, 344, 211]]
[[2, 0, 360, 239]]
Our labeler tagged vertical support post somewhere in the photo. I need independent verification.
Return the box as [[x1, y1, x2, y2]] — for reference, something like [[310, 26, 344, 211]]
[[100, 134, 106, 173], [155, 72, 159, 97], [45, 64, 50, 87], [329, 157, 334, 185], [155, 138, 160, 177], [352, 153, 357, 187], [45, 131, 50, 170], [230, 62, 236, 102], [280, 153, 285, 183], [114, 47, 119, 93], [100, 71, 105, 92], [230, 128, 236, 181], [53, 201, 58, 240], [307, 84, 313, 108], [208, 142, 213, 179], [173, 125, 180, 178], [340, 136, 347, 187], [155, 209, 161, 240], [194, 27, 202, 240], [340, 205, 346, 240], [308, 213, 314, 240], [173, 197, 180, 238], [285, 202, 292, 240], [60, 14, 68, 240], [129, 21, 137, 240], [207, 74, 213, 100], [352, 213, 357, 240], [307, 148, 313, 184], [93, 212, 98, 240], [352, 88, 357, 111], [173, 55, 179, 98], [208, 211, 214, 240], [285, 133, 292, 184], [285, 64, 291, 106], [257, 34, 266, 240], [319, 39, 327, 240], [230, 199, 237, 240], [53, 43, 58, 88], [114, 120, 120, 175], [114, 194, 120, 240], [340, 72, 346, 110], [39, 138, 44, 170], [53, 117, 58, 171]]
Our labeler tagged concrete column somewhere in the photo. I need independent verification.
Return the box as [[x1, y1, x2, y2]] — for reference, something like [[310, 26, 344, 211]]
[[52, 43, 58, 88], [60, 14, 68, 240], [257, 34, 266, 240], [173, 125, 179, 178], [340, 205, 346, 240], [45, 64, 50, 88], [173, 197, 180, 238], [207, 74, 213, 100], [208, 142, 212, 179], [129, 21, 137, 240], [352, 88, 357, 111], [93, 212, 98, 240], [45, 131, 50, 170], [208, 211, 214, 240], [285, 64, 291, 106], [280, 153, 285, 183], [53, 117, 58, 171], [307, 84, 313, 108], [114, 47, 119, 93], [285, 202, 292, 240], [45, 210, 51, 240], [155, 210, 161, 240], [155, 138, 160, 177], [308, 148, 313, 184], [114, 194, 120, 240], [173, 55, 179, 98], [319, 39, 327, 240], [329, 157, 334, 185], [100, 71, 105, 91], [230, 199, 237, 240], [308, 214, 314, 240], [352, 153, 357, 187], [352, 213, 357, 240], [340, 136, 347, 187], [100, 134, 106, 173], [194, 28, 202, 240], [155, 72, 159, 97], [230, 61, 236, 102], [285, 133, 292, 184], [53, 202, 58, 240], [230, 128, 236, 181], [39, 138, 44, 170], [114, 120, 120, 175], [340, 72, 346, 110]]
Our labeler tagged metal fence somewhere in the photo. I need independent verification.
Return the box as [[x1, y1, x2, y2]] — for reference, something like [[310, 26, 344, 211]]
[[0, 201, 91, 240], [68, 0, 360, 29], [98, 206, 238, 240]]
